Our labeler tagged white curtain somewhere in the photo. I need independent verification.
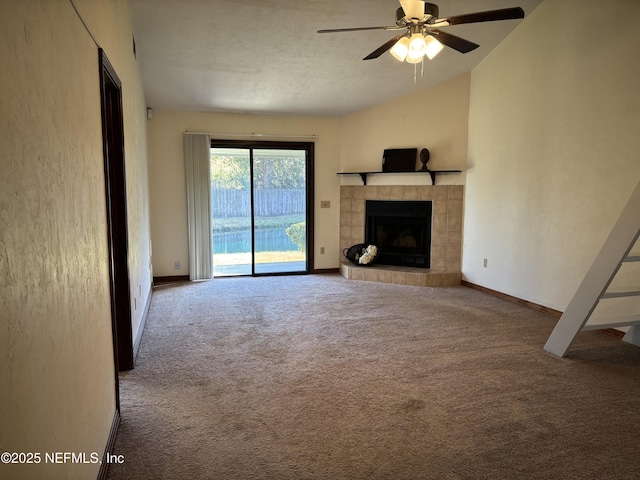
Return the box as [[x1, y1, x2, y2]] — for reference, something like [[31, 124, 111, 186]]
[[184, 134, 212, 280]]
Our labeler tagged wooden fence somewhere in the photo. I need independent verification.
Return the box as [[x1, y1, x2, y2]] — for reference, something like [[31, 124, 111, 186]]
[[211, 188, 305, 217]]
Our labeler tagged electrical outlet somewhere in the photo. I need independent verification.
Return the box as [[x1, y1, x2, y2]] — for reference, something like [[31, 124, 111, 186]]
[[320, 247, 325, 254], [320, 200, 330, 208], [483, 258, 488, 268], [174, 261, 181, 270]]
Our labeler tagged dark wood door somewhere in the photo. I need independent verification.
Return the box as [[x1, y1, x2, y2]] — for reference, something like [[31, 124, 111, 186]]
[[99, 49, 133, 379]]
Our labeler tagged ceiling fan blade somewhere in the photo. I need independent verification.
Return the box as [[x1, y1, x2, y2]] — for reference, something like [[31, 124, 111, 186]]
[[430, 29, 479, 54], [318, 26, 403, 33], [399, 0, 425, 21], [432, 7, 524, 27], [363, 32, 407, 60]]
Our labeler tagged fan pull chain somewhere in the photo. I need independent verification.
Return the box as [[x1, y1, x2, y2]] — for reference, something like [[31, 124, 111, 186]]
[[412, 58, 426, 84]]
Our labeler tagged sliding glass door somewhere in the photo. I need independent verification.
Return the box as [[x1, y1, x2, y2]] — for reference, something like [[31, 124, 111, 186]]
[[252, 149, 307, 274], [210, 148, 252, 276], [210, 142, 313, 277]]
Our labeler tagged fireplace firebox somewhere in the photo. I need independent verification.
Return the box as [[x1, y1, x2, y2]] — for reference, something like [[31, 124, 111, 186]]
[[365, 200, 432, 268]]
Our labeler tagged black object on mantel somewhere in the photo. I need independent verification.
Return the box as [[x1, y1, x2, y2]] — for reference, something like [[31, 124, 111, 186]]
[[418, 147, 461, 185], [337, 146, 461, 185], [419, 148, 431, 171], [382, 148, 417, 172]]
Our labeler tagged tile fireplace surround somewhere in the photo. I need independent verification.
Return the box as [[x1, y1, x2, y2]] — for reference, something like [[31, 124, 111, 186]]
[[340, 185, 463, 287]]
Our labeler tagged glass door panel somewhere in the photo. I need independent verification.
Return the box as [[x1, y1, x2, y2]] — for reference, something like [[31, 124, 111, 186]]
[[253, 149, 307, 274], [210, 148, 252, 276]]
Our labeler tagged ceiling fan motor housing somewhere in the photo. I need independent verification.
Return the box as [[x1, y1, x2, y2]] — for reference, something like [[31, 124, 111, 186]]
[[396, 3, 439, 24]]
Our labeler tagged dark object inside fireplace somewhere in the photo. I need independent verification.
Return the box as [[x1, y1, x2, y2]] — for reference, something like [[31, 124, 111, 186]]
[[365, 200, 432, 268]]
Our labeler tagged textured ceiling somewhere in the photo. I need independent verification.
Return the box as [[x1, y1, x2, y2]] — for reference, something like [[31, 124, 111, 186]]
[[130, 0, 542, 117]]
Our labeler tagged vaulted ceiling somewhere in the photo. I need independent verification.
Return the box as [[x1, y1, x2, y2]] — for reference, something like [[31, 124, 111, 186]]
[[130, 0, 542, 117]]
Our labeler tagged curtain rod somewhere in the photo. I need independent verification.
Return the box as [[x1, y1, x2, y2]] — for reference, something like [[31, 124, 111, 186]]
[[184, 131, 319, 139]]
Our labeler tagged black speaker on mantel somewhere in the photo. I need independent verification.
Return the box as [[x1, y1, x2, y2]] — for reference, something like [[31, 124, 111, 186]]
[[381, 148, 417, 172]]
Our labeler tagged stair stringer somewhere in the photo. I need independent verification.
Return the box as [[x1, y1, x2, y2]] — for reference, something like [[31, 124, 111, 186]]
[[544, 180, 640, 357]]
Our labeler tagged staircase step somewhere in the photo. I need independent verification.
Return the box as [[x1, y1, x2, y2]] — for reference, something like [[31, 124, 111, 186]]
[[622, 252, 640, 262], [601, 286, 640, 299], [583, 314, 640, 331]]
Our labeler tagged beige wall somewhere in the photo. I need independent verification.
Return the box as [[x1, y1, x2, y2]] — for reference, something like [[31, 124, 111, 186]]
[[0, 1, 150, 478], [147, 111, 340, 276], [464, 0, 640, 310], [338, 73, 470, 186]]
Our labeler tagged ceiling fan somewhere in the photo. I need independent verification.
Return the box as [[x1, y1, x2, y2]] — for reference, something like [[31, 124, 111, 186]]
[[318, 1, 524, 64]]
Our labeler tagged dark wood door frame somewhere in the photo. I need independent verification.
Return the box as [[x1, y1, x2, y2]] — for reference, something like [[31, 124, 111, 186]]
[[99, 49, 134, 378]]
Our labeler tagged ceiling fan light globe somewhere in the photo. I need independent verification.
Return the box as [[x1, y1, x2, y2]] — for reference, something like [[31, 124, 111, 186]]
[[390, 37, 410, 62], [424, 35, 444, 60], [405, 52, 423, 64], [408, 34, 427, 58]]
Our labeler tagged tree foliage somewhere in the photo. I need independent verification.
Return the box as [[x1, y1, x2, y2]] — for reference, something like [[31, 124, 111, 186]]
[[210, 154, 249, 189], [211, 151, 306, 190], [285, 222, 306, 252]]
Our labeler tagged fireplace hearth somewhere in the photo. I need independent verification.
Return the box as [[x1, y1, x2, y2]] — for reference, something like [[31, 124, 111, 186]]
[[366, 200, 432, 268]]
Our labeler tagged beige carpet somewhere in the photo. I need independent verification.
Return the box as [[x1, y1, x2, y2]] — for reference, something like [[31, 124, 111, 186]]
[[106, 274, 640, 480]]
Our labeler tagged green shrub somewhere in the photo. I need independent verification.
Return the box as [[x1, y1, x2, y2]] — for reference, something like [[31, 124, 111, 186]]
[[286, 222, 306, 252]]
